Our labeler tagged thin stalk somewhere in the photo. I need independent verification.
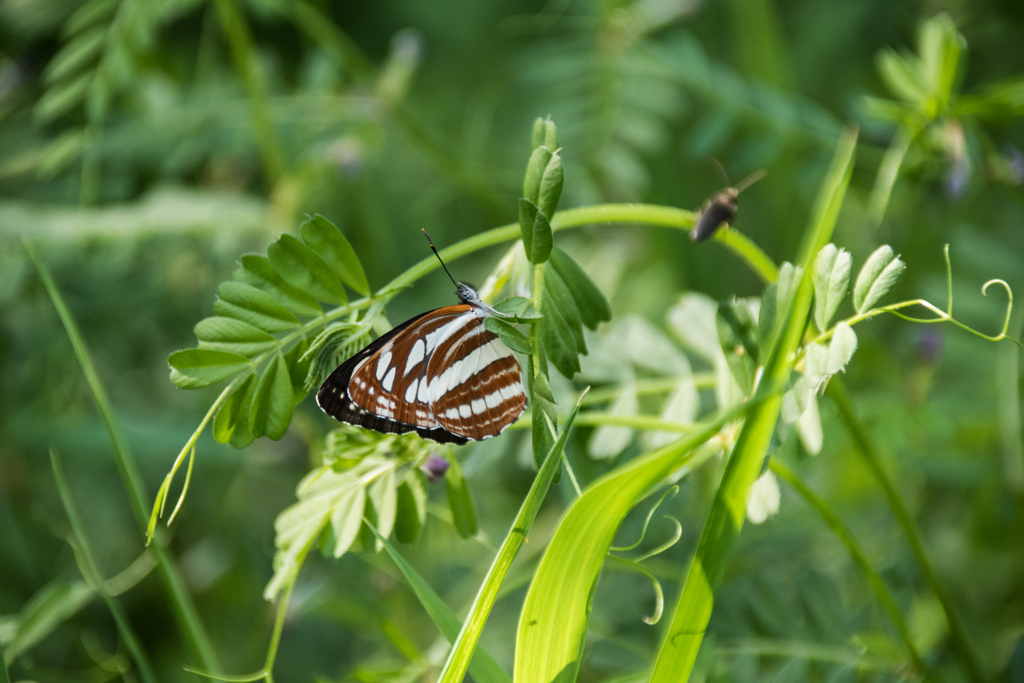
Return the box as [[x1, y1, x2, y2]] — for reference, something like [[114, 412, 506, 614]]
[[580, 373, 715, 406], [770, 460, 924, 673], [717, 638, 906, 672], [25, 240, 220, 673], [262, 578, 295, 683], [868, 123, 919, 226], [826, 377, 985, 683], [510, 411, 699, 433], [997, 312, 1024, 493], [213, 0, 285, 184], [50, 449, 157, 683]]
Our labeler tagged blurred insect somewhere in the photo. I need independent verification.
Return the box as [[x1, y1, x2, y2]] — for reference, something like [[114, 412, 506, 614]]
[[690, 167, 767, 242]]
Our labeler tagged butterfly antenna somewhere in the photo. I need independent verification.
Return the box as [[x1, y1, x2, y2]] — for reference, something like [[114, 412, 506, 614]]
[[422, 229, 459, 288], [711, 158, 730, 187], [734, 169, 767, 194]]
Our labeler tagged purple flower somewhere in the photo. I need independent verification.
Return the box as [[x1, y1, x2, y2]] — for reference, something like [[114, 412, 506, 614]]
[[421, 454, 450, 483], [917, 328, 943, 366]]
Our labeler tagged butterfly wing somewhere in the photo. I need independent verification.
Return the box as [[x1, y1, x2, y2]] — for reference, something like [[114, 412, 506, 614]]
[[316, 305, 472, 444], [425, 313, 526, 440]]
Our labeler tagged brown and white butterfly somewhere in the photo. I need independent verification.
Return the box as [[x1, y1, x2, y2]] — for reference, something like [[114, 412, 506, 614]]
[[316, 242, 527, 445]]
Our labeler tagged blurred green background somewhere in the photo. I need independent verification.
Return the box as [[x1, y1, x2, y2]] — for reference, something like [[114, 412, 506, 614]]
[[2, 0, 1024, 681]]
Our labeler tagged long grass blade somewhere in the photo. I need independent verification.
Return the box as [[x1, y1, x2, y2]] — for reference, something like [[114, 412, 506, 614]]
[[513, 406, 748, 682], [24, 239, 220, 673], [437, 394, 588, 683], [372, 530, 511, 683], [50, 449, 157, 683], [650, 128, 857, 682]]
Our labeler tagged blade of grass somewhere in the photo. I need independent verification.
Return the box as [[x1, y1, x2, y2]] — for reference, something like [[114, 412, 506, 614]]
[[650, 128, 857, 682], [513, 405, 750, 682], [437, 393, 588, 683], [24, 239, 220, 673], [371, 529, 511, 683], [770, 460, 923, 673], [50, 448, 157, 683], [826, 377, 985, 682]]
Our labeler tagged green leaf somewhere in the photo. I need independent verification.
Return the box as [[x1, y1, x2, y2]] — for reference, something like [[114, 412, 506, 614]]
[[394, 471, 427, 544], [522, 146, 553, 207], [919, 13, 964, 106], [876, 50, 927, 104], [445, 454, 477, 539], [518, 198, 554, 264], [483, 318, 532, 354], [853, 245, 906, 313], [758, 263, 801, 355], [544, 266, 586, 352], [266, 461, 387, 600], [168, 349, 251, 389], [813, 244, 853, 331], [540, 275, 582, 378], [213, 374, 256, 446], [214, 281, 300, 333], [283, 338, 311, 405], [515, 412, 738, 683], [250, 353, 294, 440], [44, 27, 104, 84], [367, 466, 397, 549], [531, 116, 559, 151], [588, 381, 637, 460], [804, 342, 829, 391], [236, 254, 322, 317], [268, 234, 348, 306], [716, 298, 759, 394], [536, 150, 564, 221], [548, 247, 611, 330], [330, 486, 366, 557], [492, 296, 542, 321], [826, 322, 858, 375], [193, 317, 278, 358], [438, 394, 586, 683], [35, 71, 91, 122], [373, 531, 512, 683], [300, 215, 371, 296]]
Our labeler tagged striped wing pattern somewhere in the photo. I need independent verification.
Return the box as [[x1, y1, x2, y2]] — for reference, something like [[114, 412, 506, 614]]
[[316, 304, 526, 444]]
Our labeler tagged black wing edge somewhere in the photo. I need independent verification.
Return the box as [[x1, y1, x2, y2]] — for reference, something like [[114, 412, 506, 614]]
[[315, 311, 469, 446]]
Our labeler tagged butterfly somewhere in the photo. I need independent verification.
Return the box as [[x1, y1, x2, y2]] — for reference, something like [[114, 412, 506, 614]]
[[316, 233, 527, 445]]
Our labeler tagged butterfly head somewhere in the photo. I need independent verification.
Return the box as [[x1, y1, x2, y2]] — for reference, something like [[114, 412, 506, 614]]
[[456, 281, 480, 303]]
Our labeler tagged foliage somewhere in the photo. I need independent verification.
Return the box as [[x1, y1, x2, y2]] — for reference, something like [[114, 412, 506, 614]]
[[2, 4, 1024, 683]]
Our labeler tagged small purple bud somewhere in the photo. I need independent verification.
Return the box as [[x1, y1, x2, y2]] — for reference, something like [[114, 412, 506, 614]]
[[421, 454, 450, 483], [917, 328, 943, 366]]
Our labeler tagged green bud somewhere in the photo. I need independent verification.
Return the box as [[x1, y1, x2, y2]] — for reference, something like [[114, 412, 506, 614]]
[[536, 150, 563, 220], [531, 116, 558, 151], [523, 145, 553, 206]]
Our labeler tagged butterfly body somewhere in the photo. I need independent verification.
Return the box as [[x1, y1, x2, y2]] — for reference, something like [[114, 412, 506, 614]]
[[316, 283, 527, 444]]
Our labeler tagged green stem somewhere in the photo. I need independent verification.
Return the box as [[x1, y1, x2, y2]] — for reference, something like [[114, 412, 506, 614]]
[[213, 0, 285, 184], [868, 123, 919, 226], [25, 240, 220, 673], [826, 378, 985, 683], [770, 460, 923, 673], [262, 577, 295, 683], [50, 449, 157, 683], [716, 638, 906, 672], [510, 411, 699, 433], [580, 373, 715, 405]]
